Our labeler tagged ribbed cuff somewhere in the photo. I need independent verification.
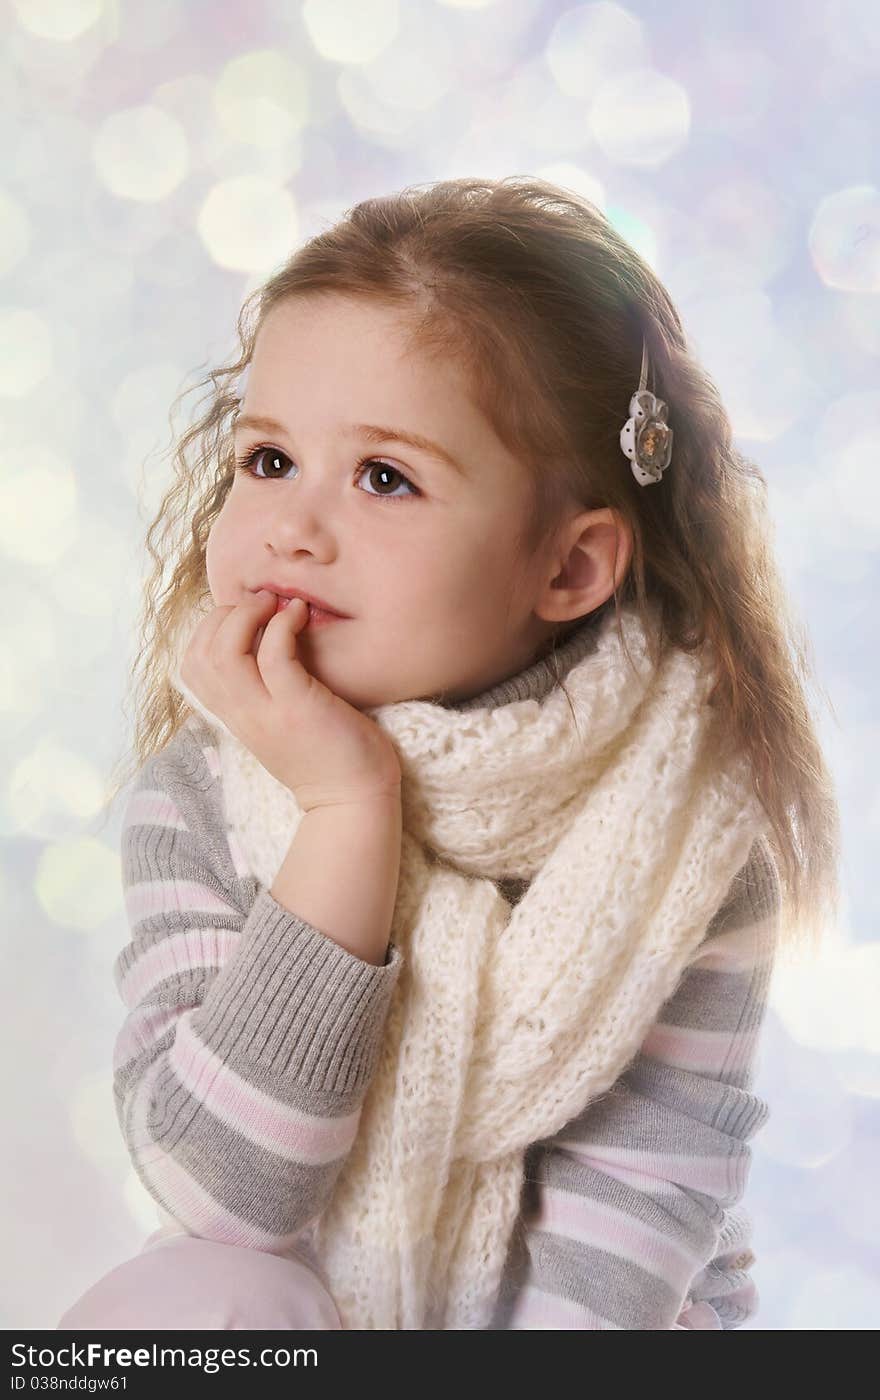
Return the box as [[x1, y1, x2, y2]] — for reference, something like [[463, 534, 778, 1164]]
[[194, 887, 403, 1094]]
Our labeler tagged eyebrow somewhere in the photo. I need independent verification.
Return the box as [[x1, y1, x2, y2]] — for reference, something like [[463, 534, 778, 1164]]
[[231, 412, 467, 477]]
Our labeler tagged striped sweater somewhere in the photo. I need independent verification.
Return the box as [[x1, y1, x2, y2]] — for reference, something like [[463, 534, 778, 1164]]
[[113, 653, 780, 1331]]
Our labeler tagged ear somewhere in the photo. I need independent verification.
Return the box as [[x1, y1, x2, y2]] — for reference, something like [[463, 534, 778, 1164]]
[[534, 508, 633, 625]]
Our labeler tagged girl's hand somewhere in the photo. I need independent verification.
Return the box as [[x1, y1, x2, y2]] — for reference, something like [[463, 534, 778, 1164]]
[[179, 589, 402, 812]]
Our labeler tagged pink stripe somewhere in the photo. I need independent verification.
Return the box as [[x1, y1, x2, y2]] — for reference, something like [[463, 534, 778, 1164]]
[[533, 1184, 701, 1290], [124, 790, 187, 831], [513, 1283, 723, 1331], [125, 878, 240, 924], [552, 1138, 742, 1200], [202, 746, 222, 781], [125, 1057, 314, 1253], [113, 1004, 179, 1072], [118, 926, 239, 1006], [640, 1021, 758, 1076], [509, 1282, 621, 1329], [169, 1013, 361, 1164]]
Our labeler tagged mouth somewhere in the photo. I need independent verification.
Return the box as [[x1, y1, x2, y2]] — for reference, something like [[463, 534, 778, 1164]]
[[252, 584, 350, 624], [272, 595, 346, 628]]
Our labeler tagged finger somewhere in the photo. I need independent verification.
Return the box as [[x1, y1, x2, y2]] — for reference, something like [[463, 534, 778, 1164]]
[[207, 591, 279, 702], [253, 593, 306, 652], [181, 595, 277, 725], [186, 603, 236, 655], [179, 602, 237, 688], [211, 591, 278, 660], [254, 596, 312, 697]]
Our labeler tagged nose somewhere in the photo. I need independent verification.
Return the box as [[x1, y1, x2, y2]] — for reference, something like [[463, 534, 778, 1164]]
[[262, 478, 337, 560]]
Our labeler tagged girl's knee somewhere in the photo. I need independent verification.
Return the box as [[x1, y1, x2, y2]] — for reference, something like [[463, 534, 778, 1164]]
[[56, 1234, 342, 1331]]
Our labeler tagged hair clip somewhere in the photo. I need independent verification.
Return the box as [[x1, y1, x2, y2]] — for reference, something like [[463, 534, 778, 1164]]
[[619, 337, 673, 486]]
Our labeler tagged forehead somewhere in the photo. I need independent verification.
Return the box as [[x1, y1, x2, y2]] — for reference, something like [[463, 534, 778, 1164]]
[[250, 295, 435, 386], [241, 295, 514, 472]]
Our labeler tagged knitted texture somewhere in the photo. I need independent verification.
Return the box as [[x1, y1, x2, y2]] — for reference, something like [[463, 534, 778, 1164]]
[[169, 596, 768, 1329]]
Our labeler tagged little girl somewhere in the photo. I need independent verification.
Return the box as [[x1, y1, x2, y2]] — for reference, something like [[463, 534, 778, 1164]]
[[58, 176, 840, 1332]]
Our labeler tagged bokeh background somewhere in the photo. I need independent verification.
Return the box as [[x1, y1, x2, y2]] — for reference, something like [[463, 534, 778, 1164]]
[[2, 0, 878, 1331]]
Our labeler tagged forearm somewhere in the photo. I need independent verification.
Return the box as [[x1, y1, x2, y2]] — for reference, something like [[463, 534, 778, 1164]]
[[270, 792, 403, 966]]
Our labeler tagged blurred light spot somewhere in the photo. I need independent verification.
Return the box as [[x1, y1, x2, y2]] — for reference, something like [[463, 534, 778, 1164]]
[[302, 0, 399, 64], [28, 249, 135, 358], [296, 190, 350, 245], [357, 10, 455, 113], [40, 364, 86, 441], [0, 443, 77, 563], [78, 185, 169, 261], [769, 479, 870, 589], [685, 35, 775, 136], [110, 361, 190, 497], [700, 175, 796, 285], [795, 390, 880, 566], [0, 589, 57, 736], [546, 2, 648, 99], [214, 49, 310, 148], [682, 290, 813, 443], [337, 67, 428, 140], [0, 189, 29, 278], [835, 1050, 880, 1099], [69, 1071, 119, 1168], [50, 513, 134, 620], [605, 203, 658, 269], [589, 67, 691, 166], [197, 174, 297, 273], [153, 73, 226, 174], [839, 289, 880, 358], [34, 835, 121, 930], [772, 937, 880, 1055], [822, 428, 880, 544], [11, 0, 103, 42], [729, 346, 813, 442], [535, 162, 605, 212], [7, 739, 105, 836], [8, 106, 93, 211], [0, 309, 53, 397], [436, 0, 498, 8], [809, 184, 880, 293], [436, 56, 599, 169], [93, 105, 188, 203], [115, 0, 182, 53]]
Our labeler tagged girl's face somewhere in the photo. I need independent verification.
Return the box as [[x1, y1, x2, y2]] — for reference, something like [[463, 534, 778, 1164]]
[[205, 293, 563, 711]]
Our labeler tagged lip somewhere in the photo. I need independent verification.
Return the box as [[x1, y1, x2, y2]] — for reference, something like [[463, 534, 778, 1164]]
[[252, 584, 351, 620]]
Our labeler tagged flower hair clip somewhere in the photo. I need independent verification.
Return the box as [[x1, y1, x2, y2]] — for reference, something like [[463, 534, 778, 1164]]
[[619, 337, 673, 486]]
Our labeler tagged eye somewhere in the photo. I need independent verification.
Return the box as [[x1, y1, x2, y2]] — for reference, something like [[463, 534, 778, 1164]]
[[233, 444, 420, 502], [355, 456, 420, 501]]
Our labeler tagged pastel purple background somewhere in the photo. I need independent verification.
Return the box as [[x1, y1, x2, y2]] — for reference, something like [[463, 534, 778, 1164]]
[[2, 0, 877, 1330]]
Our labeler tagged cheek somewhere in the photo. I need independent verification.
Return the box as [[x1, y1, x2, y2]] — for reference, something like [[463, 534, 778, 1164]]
[[416, 550, 511, 625], [204, 507, 240, 591], [204, 523, 222, 581]]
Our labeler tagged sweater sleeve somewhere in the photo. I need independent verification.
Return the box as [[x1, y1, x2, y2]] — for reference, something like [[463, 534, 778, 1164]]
[[491, 837, 781, 1330], [112, 718, 403, 1254]]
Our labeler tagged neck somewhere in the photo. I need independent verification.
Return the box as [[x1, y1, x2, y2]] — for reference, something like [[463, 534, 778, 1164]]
[[438, 609, 606, 713]]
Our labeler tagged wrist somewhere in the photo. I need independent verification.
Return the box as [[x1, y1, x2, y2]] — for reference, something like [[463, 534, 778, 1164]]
[[301, 785, 402, 813]]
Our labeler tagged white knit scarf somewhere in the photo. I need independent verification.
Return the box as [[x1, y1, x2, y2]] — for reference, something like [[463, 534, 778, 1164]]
[[169, 595, 768, 1330]]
